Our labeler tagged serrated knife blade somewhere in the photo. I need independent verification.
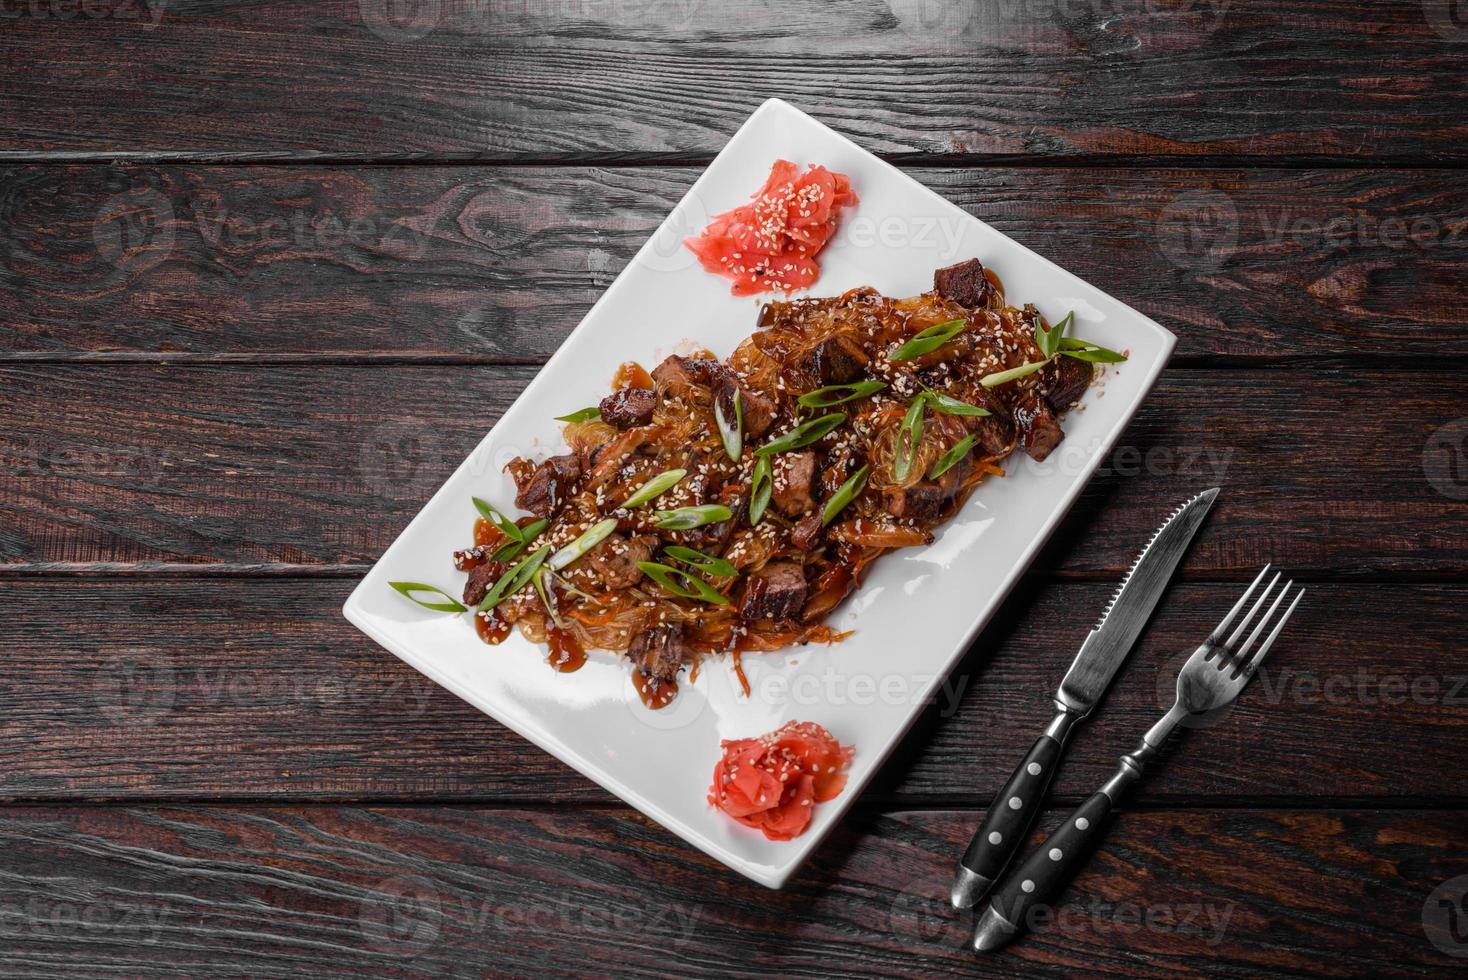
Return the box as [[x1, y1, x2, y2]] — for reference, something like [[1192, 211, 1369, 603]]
[[1057, 487, 1219, 713], [951, 487, 1219, 910]]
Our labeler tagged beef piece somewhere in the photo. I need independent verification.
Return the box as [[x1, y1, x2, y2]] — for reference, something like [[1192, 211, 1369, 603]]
[[630, 622, 688, 684], [741, 385, 778, 439], [655, 354, 777, 439], [942, 380, 1014, 456], [884, 459, 970, 523], [934, 258, 995, 309], [715, 378, 777, 440], [580, 533, 656, 590], [1039, 354, 1092, 412], [510, 453, 581, 518], [795, 333, 870, 385], [462, 562, 503, 607], [652, 354, 734, 394], [790, 512, 825, 551], [969, 411, 1016, 457], [772, 451, 817, 517], [651, 354, 706, 393], [740, 561, 808, 621], [1015, 394, 1064, 461], [599, 387, 657, 429], [884, 482, 944, 522]]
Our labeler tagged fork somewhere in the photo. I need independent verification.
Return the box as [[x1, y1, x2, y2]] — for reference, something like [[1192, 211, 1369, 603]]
[[970, 566, 1304, 952]]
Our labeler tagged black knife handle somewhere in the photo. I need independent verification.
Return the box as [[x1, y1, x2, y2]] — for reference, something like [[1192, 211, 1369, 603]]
[[951, 706, 1082, 909]]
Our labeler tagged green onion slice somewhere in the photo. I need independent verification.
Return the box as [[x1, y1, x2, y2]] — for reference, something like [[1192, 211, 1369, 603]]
[[490, 518, 548, 563], [663, 545, 738, 578], [893, 395, 927, 482], [1059, 339, 1128, 363], [889, 319, 966, 361], [980, 360, 1048, 388], [823, 464, 869, 526], [621, 468, 686, 509], [754, 413, 846, 457], [748, 455, 773, 526], [796, 379, 887, 411], [389, 582, 467, 613], [929, 435, 977, 480], [636, 561, 730, 605], [925, 390, 991, 417], [478, 545, 552, 612], [472, 497, 523, 542], [549, 518, 618, 571], [716, 388, 742, 462], [1035, 310, 1072, 360], [533, 568, 564, 629], [555, 407, 602, 424], [653, 504, 732, 530]]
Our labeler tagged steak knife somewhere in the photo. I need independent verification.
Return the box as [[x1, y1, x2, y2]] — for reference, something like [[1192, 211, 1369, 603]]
[[949, 487, 1219, 910]]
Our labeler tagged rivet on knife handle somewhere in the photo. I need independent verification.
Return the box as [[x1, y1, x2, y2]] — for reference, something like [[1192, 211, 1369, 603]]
[[951, 706, 1081, 909]]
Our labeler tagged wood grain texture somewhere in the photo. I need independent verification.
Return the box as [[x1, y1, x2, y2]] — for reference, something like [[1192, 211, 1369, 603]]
[[4, 164, 1467, 360], [2, 1, 1466, 161], [1, 364, 1463, 575], [2, 577, 1462, 804], [0, 805, 1462, 976]]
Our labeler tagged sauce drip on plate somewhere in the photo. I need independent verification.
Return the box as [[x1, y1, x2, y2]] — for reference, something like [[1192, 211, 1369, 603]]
[[613, 361, 653, 390], [631, 670, 678, 710], [546, 625, 587, 673], [475, 610, 512, 645]]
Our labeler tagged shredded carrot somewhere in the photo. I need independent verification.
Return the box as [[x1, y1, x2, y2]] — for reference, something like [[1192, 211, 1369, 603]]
[[569, 605, 619, 627], [731, 650, 751, 697]]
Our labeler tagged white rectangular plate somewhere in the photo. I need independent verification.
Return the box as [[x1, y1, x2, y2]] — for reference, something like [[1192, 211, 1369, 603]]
[[344, 99, 1174, 888]]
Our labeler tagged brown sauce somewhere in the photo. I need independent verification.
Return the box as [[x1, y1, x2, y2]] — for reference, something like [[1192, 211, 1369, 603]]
[[983, 266, 1005, 298], [631, 669, 678, 710], [474, 610, 511, 645], [546, 626, 587, 673], [473, 517, 505, 548], [613, 361, 653, 390]]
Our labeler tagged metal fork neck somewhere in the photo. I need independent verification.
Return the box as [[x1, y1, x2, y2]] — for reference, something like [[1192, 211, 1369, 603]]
[[1100, 705, 1186, 802]]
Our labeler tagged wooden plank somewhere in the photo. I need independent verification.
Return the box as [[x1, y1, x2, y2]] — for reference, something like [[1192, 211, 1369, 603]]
[[0, 804, 1461, 975], [4, 164, 1467, 359], [1, 578, 1462, 803], [0, 364, 1463, 576], [2, 1, 1465, 161]]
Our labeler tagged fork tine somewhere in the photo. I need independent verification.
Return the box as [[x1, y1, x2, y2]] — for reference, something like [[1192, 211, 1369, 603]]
[[1225, 571, 1282, 652], [1233, 579, 1291, 667], [1210, 565, 1271, 642], [1243, 588, 1304, 675]]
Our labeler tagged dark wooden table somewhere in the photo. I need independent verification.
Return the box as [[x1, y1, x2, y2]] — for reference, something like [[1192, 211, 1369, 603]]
[[3, 1, 1467, 975]]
